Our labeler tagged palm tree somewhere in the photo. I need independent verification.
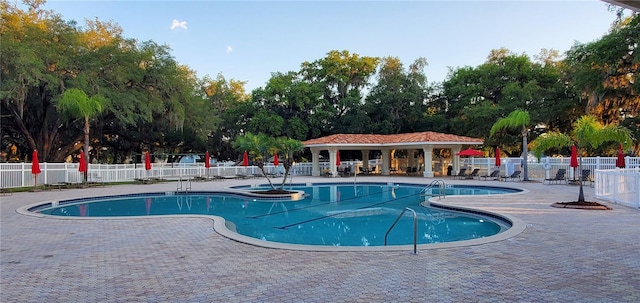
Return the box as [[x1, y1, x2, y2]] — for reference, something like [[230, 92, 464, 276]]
[[275, 137, 305, 188], [234, 133, 305, 190], [531, 115, 632, 202], [57, 88, 107, 181], [490, 109, 531, 181]]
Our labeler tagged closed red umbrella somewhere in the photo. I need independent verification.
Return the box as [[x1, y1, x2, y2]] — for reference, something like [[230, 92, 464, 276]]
[[495, 147, 501, 167], [243, 151, 249, 166], [616, 144, 625, 168], [273, 153, 279, 166], [205, 151, 211, 169], [144, 151, 151, 170], [32, 150, 41, 187], [31, 150, 41, 175], [570, 145, 578, 168], [78, 152, 87, 173], [336, 150, 341, 166]]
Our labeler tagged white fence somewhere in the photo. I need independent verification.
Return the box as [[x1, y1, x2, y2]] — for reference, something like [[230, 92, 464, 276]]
[[0, 162, 314, 189], [595, 168, 640, 209]]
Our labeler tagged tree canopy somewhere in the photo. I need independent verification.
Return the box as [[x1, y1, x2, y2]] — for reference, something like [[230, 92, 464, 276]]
[[1, 0, 637, 164]]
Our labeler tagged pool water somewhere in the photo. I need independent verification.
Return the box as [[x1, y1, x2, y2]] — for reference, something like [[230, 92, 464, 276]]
[[36, 183, 517, 247]]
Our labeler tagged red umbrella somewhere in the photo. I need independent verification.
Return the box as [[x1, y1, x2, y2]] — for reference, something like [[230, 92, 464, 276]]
[[32, 150, 41, 186], [570, 145, 579, 168], [495, 147, 501, 167], [144, 151, 152, 170], [78, 152, 87, 173], [205, 151, 211, 169], [456, 148, 484, 157], [336, 150, 341, 166], [31, 150, 41, 175], [616, 144, 625, 168], [273, 153, 279, 166], [242, 151, 249, 166]]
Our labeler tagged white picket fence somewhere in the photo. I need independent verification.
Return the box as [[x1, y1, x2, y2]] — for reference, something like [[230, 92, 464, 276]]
[[0, 162, 313, 188]]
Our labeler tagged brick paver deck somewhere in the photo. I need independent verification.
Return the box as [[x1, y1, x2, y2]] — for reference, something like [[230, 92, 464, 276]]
[[1, 176, 639, 302]]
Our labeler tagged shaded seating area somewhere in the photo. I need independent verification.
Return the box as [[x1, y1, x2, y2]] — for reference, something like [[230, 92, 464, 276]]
[[481, 170, 500, 181], [543, 168, 567, 185], [501, 170, 521, 181]]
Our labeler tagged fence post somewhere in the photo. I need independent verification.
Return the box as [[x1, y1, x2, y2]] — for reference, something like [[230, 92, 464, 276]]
[[635, 173, 640, 209], [22, 162, 26, 187]]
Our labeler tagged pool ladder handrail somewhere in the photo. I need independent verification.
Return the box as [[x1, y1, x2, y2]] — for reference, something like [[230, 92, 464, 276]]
[[420, 179, 446, 199], [177, 176, 192, 192], [384, 207, 418, 254]]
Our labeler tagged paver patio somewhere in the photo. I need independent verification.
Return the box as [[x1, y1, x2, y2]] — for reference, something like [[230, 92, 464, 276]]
[[1, 176, 639, 302]]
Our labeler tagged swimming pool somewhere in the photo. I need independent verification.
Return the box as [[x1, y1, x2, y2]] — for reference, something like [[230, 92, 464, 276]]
[[30, 183, 523, 250]]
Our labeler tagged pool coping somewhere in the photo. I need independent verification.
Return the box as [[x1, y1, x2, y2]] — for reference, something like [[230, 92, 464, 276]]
[[15, 182, 528, 252]]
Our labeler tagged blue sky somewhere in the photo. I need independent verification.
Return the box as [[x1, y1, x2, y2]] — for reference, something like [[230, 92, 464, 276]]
[[42, 0, 622, 92]]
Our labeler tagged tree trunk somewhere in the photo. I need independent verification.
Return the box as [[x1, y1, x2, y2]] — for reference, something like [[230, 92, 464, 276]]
[[83, 116, 90, 182], [521, 129, 529, 181]]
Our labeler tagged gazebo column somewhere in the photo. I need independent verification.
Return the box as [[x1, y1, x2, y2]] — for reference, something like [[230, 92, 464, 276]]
[[381, 149, 391, 175], [422, 146, 434, 178], [329, 149, 339, 177], [362, 150, 370, 172], [452, 145, 462, 174], [311, 148, 321, 177]]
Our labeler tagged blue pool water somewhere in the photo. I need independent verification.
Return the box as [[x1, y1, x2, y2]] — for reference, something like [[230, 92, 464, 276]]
[[35, 183, 519, 247]]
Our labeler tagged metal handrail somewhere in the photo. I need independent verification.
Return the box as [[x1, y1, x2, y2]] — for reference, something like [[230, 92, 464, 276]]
[[384, 207, 418, 254], [177, 176, 192, 192], [420, 179, 446, 199]]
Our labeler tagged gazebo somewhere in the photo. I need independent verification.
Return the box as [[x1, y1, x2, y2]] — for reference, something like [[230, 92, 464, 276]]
[[302, 131, 483, 177]]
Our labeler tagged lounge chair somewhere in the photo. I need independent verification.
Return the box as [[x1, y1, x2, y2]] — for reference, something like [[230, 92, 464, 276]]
[[465, 168, 480, 179], [358, 166, 371, 175], [481, 170, 500, 181], [452, 168, 467, 179], [543, 169, 566, 185], [340, 166, 352, 177], [501, 170, 521, 181]]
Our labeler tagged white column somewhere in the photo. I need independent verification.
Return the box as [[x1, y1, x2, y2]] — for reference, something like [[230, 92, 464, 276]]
[[452, 145, 462, 175], [381, 149, 391, 175], [422, 146, 434, 178], [311, 148, 320, 177], [329, 149, 338, 177]]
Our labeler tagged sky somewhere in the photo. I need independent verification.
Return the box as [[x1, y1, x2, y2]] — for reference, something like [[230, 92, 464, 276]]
[[41, 0, 623, 92]]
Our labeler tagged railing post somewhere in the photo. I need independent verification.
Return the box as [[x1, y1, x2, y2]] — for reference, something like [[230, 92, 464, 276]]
[[22, 162, 26, 187]]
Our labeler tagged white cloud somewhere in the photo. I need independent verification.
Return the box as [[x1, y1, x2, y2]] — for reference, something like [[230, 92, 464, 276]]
[[170, 19, 187, 30], [226, 46, 233, 53]]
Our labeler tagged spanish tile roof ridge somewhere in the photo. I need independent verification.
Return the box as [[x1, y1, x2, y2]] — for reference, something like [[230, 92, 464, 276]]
[[302, 131, 483, 145]]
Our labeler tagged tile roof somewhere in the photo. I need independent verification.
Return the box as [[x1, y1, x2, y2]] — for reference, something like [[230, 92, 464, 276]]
[[302, 132, 483, 146]]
